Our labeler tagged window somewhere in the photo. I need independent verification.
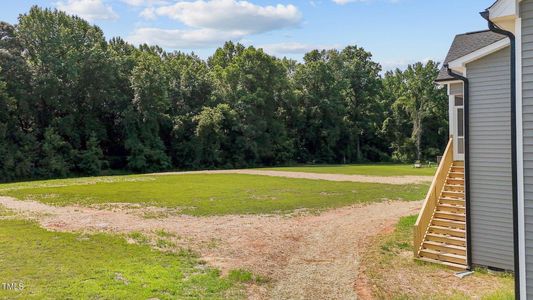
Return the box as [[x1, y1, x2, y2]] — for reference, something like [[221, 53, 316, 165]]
[[457, 108, 464, 137], [458, 138, 465, 154], [455, 95, 464, 107]]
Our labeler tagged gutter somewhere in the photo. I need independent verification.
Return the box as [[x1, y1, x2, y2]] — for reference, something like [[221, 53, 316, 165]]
[[445, 66, 472, 271], [481, 10, 520, 300]]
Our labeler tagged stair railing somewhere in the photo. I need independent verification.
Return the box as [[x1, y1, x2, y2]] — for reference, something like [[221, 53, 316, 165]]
[[413, 138, 454, 257]]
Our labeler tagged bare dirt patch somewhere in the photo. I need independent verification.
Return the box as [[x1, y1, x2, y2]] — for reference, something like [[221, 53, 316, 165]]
[[151, 169, 433, 185], [0, 196, 421, 299], [357, 218, 514, 299]]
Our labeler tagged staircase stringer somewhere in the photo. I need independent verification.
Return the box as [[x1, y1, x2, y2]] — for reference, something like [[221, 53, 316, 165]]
[[413, 138, 454, 258], [416, 165, 455, 256]]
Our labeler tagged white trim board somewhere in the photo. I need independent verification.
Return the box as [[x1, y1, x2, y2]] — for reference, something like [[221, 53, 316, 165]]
[[436, 80, 462, 87], [515, 15, 527, 300]]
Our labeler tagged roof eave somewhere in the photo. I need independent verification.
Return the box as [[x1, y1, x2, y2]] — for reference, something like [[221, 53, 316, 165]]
[[487, 0, 519, 32], [447, 38, 511, 71], [434, 78, 455, 84]]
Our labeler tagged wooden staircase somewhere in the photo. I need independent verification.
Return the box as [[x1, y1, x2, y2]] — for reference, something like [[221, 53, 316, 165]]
[[418, 161, 467, 270], [413, 139, 468, 271]]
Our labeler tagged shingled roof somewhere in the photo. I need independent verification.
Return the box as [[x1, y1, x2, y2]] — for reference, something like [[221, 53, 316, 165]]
[[436, 30, 506, 82]]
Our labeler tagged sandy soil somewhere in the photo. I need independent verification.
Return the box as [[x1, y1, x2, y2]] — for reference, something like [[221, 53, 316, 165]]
[[0, 196, 421, 299], [356, 226, 514, 299], [150, 169, 433, 185]]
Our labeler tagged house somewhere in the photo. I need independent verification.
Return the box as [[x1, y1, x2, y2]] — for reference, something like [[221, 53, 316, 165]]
[[413, 0, 533, 298]]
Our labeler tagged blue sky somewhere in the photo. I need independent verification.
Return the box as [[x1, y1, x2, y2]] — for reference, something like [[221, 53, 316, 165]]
[[2, 0, 495, 71]]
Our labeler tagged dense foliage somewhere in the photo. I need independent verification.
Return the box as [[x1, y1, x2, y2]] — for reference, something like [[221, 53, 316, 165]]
[[0, 7, 448, 182]]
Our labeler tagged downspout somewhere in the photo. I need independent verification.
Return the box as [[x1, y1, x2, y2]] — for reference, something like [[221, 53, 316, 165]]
[[481, 10, 520, 299], [445, 66, 472, 271]]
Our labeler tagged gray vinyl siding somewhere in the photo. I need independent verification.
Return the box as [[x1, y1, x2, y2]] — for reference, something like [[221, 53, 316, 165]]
[[449, 83, 463, 95], [522, 0, 533, 296], [466, 46, 515, 271]]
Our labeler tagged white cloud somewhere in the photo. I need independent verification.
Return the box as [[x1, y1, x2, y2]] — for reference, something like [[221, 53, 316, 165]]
[[260, 42, 340, 55], [139, 7, 156, 19], [332, 0, 365, 4], [121, 0, 168, 6], [121, 0, 143, 5], [56, 0, 119, 21], [331, 0, 399, 4], [128, 0, 303, 50], [127, 27, 246, 48], [145, 0, 302, 34], [379, 59, 411, 72]]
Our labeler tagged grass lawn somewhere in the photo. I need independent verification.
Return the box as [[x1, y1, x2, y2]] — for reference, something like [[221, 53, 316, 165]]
[[262, 163, 436, 177], [0, 174, 428, 216], [0, 215, 247, 299], [359, 215, 514, 299]]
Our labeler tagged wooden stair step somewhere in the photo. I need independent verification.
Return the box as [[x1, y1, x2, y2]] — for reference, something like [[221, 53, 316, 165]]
[[434, 211, 466, 221], [444, 182, 464, 187], [425, 233, 466, 247], [417, 257, 468, 271], [449, 170, 464, 175], [428, 225, 465, 238], [415, 158, 469, 271], [441, 191, 465, 199], [432, 218, 465, 229], [440, 196, 465, 201], [446, 178, 464, 185], [419, 248, 467, 265], [443, 185, 464, 192], [422, 241, 466, 256], [442, 189, 464, 195], [448, 172, 465, 179], [437, 204, 466, 214], [439, 197, 465, 206]]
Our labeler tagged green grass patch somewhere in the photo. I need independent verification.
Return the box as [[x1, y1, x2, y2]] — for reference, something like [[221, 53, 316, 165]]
[[0, 219, 243, 299], [379, 215, 417, 252], [262, 163, 436, 176], [0, 174, 427, 216], [156, 238, 176, 249], [126, 231, 149, 245], [227, 269, 269, 284], [482, 290, 515, 300], [155, 229, 176, 238]]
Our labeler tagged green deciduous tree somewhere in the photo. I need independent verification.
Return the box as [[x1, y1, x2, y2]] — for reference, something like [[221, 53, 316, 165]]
[[382, 61, 448, 161], [40, 127, 72, 178], [78, 134, 105, 175], [0, 6, 450, 182], [293, 49, 345, 163], [193, 104, 239, 167], [166, 52, 214, 168], [210, 42, 293, 165], [124, 51, 171, 172], [0, 22, 37, 180], [336, 46, 384, 162]]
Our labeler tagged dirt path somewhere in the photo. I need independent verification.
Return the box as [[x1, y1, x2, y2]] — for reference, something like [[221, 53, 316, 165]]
[[151, 169, 433, 185], [0, 196, 421, 299]]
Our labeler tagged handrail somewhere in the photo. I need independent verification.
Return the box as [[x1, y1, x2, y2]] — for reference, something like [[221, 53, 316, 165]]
[[413, 138, 454, 257]]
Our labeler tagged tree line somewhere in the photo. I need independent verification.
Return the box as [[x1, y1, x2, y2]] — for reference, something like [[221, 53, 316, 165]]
[[0, 7, 448, 182]]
